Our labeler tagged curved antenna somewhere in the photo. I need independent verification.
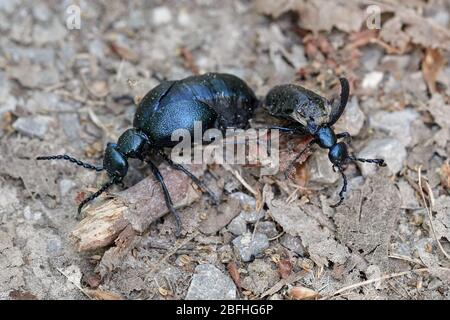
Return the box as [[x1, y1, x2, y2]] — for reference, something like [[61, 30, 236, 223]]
[[77, 178, 116, 217], [36, 155, 103, 172], [329, 77, 350, 126], [330, 166, 347, 208]]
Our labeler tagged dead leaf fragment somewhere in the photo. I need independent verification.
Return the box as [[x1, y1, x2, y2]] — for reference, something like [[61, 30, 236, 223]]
[[9, 290, 38, 300], [278, 259, 293, 279], [227, 262, 242, 291], [109, 42, 139, 62], [84, 289, 124, 300], [289, 286, 319, 300], [440, 162, 450, 189], [422, 48, 445, 94]]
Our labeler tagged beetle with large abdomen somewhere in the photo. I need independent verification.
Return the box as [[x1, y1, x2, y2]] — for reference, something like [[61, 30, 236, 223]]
[[264, 78, 386, 207], [37, 73, 258, 235]]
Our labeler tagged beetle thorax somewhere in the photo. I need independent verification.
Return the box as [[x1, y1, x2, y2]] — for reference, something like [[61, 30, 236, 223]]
[[116, 128, 150, 159], [316, 126, 336, 149]]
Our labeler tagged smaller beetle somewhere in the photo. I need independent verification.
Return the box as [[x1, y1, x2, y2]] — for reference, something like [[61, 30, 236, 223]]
[[264, 78, 386, 207]]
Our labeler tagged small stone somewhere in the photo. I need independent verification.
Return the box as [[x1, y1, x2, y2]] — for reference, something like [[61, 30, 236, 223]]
[[13, 115, 52, 139], [280, 234, 305, 256], [370, 109, 419, 147], [308, 151, 340, 184], [47, 237, 62, 256], [177, 9, 191, 26], [379, 55, 411, 79], [334, 96, 365, 136], [88, 39, 106, 60], [152, 6, 172, 26], [232, 232, 269, 262], [0, 71, 10, 102], [0, 0, 19, 14], [427, 279, 442, 291], [238, 210, 265, 224], [397, 180, 419, 209], [129, 10, 145, 29], [23, 206, 42, 221], [227, 215, 247, 235], [362, 71, 384, 89], [59, 179, 76, 197], [229, 192, 256, 210], [357, 138, 406, 176], [32, 3, 51, 22], [0, 96, 16, 117], [0, 185, 19, 208], [360, 46, 383, 71], [241, 259, 279, 295], [8, 64, 59, 88], [254, 221, 278, 238], [32, 19, 67, 44], [185, 264, 236, 300], [229, 192, 264, 224], [59, 113, 81, 144]]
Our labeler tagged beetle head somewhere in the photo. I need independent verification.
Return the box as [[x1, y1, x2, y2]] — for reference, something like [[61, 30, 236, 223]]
[[103, 143, 128, 180], [328, 142, 348, 166]]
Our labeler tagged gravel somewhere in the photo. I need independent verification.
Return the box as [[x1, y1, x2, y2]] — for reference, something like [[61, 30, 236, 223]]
[[185, 264, 236, 300], [12, 115, 52, 139], [232, 232, 269, 262]]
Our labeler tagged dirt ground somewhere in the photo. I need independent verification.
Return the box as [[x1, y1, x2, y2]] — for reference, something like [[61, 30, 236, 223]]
[[1, 0, 450, 300]]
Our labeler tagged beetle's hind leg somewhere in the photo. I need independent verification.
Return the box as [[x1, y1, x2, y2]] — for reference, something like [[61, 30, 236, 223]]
[[158, 151, 220, 205], [146, 159, 182, 237], [330, 167, 347, 208]]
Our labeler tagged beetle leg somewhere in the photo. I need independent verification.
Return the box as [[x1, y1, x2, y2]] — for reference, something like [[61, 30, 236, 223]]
[[158, 151, 220, 205], [330, 167, 347, 208], [336, 132, 351, 141], [267, 126, 300, 134], [284, 138, 318, 180], [146, 159, 182, 237], [77, 177, 117, 219]]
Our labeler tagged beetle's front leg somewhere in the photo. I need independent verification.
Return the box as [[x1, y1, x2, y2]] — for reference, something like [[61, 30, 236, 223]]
[[336, 132, 351, 143], [146, 159, 182, 237], [158, 151, 220, 205]]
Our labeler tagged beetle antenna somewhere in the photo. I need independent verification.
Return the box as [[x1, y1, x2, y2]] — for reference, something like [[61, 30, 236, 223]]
[[330, 167, 347, 208], [338, 77, 350, 108], [77, 177, 116, 218], [348, 156, 386, 167], [36, 155, 104, 172], [284, 138, 317, 179]]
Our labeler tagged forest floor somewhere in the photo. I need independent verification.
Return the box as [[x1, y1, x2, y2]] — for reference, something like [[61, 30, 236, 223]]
[[1, 0, 450, 300]]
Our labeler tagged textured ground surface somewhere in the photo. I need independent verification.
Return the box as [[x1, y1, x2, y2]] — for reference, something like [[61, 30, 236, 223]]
[[1, 0, 450, 300]]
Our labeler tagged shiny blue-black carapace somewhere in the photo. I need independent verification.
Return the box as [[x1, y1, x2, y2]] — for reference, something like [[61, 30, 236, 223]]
[[264, 78, 386, 207], [37, 73, 258, 235]]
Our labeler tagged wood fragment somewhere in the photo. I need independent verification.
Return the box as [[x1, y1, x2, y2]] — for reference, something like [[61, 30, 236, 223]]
[[71, 165, 203, 251]]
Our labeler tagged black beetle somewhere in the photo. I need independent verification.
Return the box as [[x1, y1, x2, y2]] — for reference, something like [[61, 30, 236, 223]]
[[264, 78, 386, 207], [37, 73, 258, 235]]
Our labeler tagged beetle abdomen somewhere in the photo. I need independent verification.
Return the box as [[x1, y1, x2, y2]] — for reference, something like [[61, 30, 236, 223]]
[[265, 84, 332, 129], [133, 73, 258, 145]]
